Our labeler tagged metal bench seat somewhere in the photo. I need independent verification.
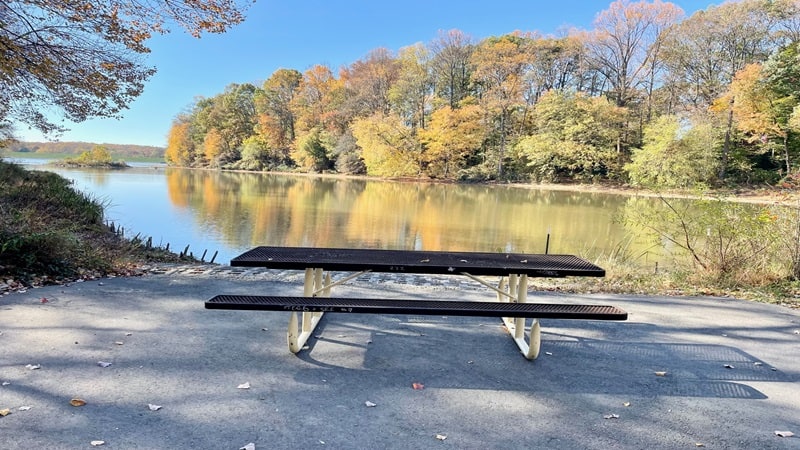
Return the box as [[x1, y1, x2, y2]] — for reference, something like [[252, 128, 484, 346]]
[[206, 295, 628, 320]]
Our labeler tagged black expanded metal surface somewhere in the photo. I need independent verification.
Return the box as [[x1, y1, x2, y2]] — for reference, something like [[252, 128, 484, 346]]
[[230, 246, 605, 277], [206, 295, 628, 320]]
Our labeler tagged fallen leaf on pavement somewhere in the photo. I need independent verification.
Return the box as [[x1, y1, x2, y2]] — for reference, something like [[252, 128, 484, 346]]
[[237, 382, 251, 389], [0, 409, 11, 417], [365, 401, 377, 407], [148, 404, 162, 411], [412, 382, 424, 390], [70, 398, 87, 407], [775, 431, 795, 437]]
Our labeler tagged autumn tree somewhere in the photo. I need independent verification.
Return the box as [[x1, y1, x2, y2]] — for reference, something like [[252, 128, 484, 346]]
[[351, 113, 421, 177], [291, 65, 346, 171], [292, 64, 345, 135], [203, 128, 226, 166], [470, 33, 532, 178], [165, 118, 194, 166], [1, 0, 248, 136], [340, 48, 401, 120], [389, 43, 433, 130], [255, 69, 302, 164], [418, 103, 486, 179], [660, 0, 779, 179], [770, 0, 800, 42], [583, 0, 683, 108], [428, 29, 475, 109], [718, 44, 800, 176], [525, 36, 585, 102]]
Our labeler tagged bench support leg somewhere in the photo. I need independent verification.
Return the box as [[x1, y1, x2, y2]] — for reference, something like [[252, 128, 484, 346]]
[[498, 274, 541, 360], [287, 268, 329, 353]]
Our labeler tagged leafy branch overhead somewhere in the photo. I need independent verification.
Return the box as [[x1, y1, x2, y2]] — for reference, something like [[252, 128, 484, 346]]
[[0, 0, 250, 135]]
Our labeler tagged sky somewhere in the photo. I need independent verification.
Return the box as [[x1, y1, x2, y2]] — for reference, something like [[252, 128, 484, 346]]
[[15, 0, 719, 148]]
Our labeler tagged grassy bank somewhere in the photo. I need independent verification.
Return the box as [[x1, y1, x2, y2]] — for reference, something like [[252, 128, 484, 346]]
[[0, 160, 191, 291]]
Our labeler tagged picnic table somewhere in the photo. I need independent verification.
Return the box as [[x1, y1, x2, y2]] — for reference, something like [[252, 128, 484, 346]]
[[206, 246, 627, 360]]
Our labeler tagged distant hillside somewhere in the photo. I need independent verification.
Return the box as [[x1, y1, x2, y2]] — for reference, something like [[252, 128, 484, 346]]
[[7, 141, 165, 158]]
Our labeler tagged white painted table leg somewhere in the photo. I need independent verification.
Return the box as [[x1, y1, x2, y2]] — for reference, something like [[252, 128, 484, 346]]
[[287, 267, 326, 354], [500, 274, 542, 360]]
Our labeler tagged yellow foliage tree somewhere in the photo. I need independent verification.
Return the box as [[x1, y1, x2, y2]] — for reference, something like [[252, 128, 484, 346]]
[[351, 113, 420, 177], [165, 121, 193, 166], [203, 128, 226, 166], [418, 103, 486, 178]]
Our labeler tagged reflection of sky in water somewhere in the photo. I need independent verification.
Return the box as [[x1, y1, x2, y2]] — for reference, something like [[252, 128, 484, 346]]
[[25, 164, 240, 263]]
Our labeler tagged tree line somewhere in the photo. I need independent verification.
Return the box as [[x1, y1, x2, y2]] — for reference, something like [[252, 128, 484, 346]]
[[165, 0, 800, 188], [7, 141, 165, 158]]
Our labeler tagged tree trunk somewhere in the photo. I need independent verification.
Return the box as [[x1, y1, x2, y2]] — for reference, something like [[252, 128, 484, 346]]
[[784, 134, 791, 175], [497, 111, 506, 178], [718, 100, 735, 181]]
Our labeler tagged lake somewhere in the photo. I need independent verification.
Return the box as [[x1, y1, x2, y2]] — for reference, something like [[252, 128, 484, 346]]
[[15, 158, 669, 267]]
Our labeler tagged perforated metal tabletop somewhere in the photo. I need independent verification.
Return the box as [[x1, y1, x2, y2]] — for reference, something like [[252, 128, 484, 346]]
[[231, 246, 605, 278]]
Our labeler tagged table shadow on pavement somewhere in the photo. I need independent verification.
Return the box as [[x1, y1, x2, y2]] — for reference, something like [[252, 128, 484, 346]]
[[287, 314, 794, 401]]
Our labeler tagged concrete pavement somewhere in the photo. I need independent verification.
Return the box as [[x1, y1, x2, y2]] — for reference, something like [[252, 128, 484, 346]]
[[1, 266, 799, 449]]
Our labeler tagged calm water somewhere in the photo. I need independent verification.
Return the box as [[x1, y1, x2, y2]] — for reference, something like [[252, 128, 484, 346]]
[[18, 159, 667, 266]]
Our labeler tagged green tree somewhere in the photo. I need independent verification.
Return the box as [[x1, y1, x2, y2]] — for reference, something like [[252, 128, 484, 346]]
[[516, 90, 626, 182], [291, 127, 334, 172], [626, 114, 721, 188], [1, 0, 248, 136], [237, 136, 271, 171], [761, 42, 800, 174]]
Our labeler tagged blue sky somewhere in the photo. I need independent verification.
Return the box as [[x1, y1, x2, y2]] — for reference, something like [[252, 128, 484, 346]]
[[17, 0, 717, 148]]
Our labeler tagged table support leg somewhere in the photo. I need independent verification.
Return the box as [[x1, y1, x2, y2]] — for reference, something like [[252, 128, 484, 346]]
[[499, 274, 541, 360], [287, 268, 327, 353]]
